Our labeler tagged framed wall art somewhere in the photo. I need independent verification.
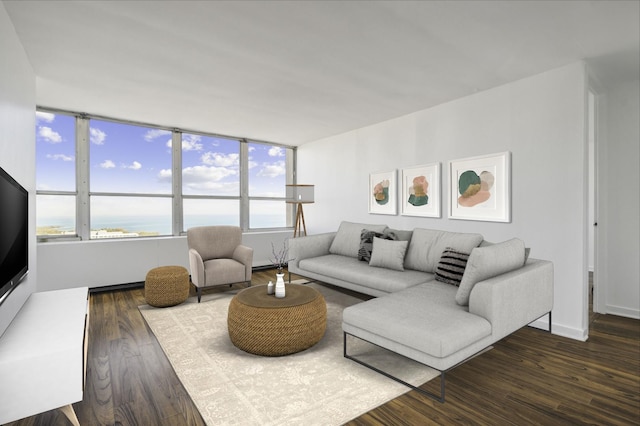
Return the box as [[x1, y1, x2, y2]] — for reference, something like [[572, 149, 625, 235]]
[[401, 162, 441, 217], [368, 170, 397, 215], [449, 151, 511, 222]]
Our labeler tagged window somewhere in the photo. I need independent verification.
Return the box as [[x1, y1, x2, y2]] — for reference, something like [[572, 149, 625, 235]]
[[35, 109, 296, 240], [89, 120, 172, 238], [182, 133, 241, 230], [248, 142, 293, 229], [35, 111, 76, 236]]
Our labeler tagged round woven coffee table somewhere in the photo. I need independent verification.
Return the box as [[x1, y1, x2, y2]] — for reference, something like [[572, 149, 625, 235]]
[[227, 284, 326, 356]]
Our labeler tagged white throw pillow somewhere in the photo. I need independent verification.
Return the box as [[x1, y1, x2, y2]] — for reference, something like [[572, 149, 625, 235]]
[[455, 238, 526, 306], [368, 237, 409, 271]]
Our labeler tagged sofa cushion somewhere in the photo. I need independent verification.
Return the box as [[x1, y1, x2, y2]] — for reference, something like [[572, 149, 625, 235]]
[[404, 228, 483, 273], [342, 281, 492, 359], [434, 248, 470, 286], [358, 229, 398, 262], [330, 221, 387, 258], [455, 238, 526, 306], [386, 228, 413, 242], [299, 254, 433, 294], [368, 237, 408, 271]]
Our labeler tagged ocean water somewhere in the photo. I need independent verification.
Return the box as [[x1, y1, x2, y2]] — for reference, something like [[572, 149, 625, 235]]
[[37, 214, 286, 236]]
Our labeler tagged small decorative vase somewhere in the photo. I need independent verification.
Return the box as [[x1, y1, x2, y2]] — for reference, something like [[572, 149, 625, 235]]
[[267, 281, 274, 295], [275, 273, 286, 298]]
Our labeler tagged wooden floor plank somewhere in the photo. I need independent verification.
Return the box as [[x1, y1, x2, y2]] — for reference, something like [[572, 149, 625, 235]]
[[6, 269, 640, 426]]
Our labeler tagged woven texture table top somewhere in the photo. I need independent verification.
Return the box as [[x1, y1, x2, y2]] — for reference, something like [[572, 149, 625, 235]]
[[235, 284, 319, 308]]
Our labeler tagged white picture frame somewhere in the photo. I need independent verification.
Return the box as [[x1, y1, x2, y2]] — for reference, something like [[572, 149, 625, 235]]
[[400, 163, 441, 218], [449, 151, 511, 222], [368, 170, 397, 215]]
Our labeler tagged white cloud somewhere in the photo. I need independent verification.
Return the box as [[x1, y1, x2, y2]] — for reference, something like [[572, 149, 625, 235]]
[[144, 129, 171, 142], [36, 111, 55, 124], [124, 161, 142, 170], [181, 134, 204, 151], [46, 153, 74, 162], [100, 160, 116, 169], [248, 160, 258, 169], [158, 169, 172, 181], [268, 146, 285, 157], [257, 160, 286, 178], [201, 152, 239, 167], [158, 165, 238, 193], [182, 165, 237, 183], [90, 127, 107, 145], [38, 126, 62, 143]]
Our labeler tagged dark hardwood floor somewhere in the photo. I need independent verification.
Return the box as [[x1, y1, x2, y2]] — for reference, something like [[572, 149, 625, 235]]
[[5, 269, 639, 425]]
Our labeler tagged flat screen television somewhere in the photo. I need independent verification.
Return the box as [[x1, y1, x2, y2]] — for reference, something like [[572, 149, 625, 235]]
[[0, 166, 28, 305]]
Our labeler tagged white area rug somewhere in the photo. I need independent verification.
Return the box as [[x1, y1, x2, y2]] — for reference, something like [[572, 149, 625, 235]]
[[139, 282, 439, 426]]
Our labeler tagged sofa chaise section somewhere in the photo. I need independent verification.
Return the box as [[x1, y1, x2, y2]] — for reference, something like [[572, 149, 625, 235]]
[[343, 257, 553, 402]]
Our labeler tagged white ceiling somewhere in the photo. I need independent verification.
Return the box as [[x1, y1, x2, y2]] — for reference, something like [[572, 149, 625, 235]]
[[4, 0, 639, 146]]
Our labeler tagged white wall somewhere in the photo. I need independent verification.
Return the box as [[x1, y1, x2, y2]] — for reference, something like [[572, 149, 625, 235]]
[[299, 63, 590, 340], [0, 4, 37, 336], [37, 230, 293, 290], [596, 78, 640, 319]]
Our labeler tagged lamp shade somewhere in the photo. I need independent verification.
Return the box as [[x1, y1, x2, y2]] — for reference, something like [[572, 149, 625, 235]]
[[286, 184, 314, 203]]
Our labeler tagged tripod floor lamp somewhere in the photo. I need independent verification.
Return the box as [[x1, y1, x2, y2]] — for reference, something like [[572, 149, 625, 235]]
[[286, 184, 314, 237]]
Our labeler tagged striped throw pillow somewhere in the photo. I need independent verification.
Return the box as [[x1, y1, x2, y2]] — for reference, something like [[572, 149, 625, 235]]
[[434, 248, 470, 286]]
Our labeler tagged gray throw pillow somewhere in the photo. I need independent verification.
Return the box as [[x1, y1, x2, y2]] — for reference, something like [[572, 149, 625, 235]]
[[368, 237, 409, 271], [455, 238, 526, 306], [434, 248, 470, 286], [329, 221, 387, 258], [358, 229, 398, 262]]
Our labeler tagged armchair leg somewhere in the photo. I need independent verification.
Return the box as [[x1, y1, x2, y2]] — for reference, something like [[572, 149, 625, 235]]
[[197, 287, 202, 303]]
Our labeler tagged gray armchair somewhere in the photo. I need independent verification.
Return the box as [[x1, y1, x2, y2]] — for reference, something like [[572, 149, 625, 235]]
[[187, 226, 253, 302]]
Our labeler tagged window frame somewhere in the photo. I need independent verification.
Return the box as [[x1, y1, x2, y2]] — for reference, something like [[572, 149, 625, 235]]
[[35, 107, 296, 241]]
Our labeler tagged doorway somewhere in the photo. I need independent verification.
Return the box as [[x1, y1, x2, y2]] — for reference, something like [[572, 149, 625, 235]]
[[587, 89, 600, 322]]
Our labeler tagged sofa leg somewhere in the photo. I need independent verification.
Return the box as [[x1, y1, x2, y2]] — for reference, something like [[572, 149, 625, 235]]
[[197, 287, 202, 303], [343, 332, 446, 403]]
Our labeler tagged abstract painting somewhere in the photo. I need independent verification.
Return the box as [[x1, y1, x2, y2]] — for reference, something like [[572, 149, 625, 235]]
[[369, 170, 397, 215], [401, 163, 441, 217], [449, 151, 511, 222]]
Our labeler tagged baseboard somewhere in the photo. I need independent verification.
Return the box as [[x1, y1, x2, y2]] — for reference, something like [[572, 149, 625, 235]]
[[551, 322, 588, 341], [90, 281, 144, 294], [605, 304, 640, 320]]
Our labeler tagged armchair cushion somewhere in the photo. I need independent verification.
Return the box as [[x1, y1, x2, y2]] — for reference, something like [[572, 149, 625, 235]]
[[203, 259, 247, 286], [186, 226, 253, 290]]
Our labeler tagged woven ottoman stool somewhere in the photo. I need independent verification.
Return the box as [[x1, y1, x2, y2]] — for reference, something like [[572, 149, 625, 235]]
[[145, 265, 190, 307]]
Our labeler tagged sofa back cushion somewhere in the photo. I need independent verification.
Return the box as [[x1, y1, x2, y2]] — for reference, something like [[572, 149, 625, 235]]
[[455, 238, 526, 306], [386, 228, 413, 242], [404, 228, 483, 273], [329, 221, 387, 258]]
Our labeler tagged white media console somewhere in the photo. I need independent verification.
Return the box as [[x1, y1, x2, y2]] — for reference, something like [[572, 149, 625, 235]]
[[0, 287, 89, 425]]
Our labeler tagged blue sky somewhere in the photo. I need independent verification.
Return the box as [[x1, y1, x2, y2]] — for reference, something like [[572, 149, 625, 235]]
[[35, 111, 288, 219]]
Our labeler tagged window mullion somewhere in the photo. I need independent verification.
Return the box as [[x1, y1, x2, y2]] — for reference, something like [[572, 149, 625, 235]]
[[172, 130, 183, 235], [240, 140, 249, 231], [76, 116, 90, 240]]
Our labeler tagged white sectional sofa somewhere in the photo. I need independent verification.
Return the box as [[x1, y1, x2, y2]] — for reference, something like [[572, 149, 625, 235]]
[[288, 221, 554, 401]]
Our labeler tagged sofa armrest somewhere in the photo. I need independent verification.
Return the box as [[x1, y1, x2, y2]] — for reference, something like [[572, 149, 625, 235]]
[[233, 245, 254, 280], [287, 232, 336, 272], [469, 258, 554, 341], [188, 248, 205, 287]]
